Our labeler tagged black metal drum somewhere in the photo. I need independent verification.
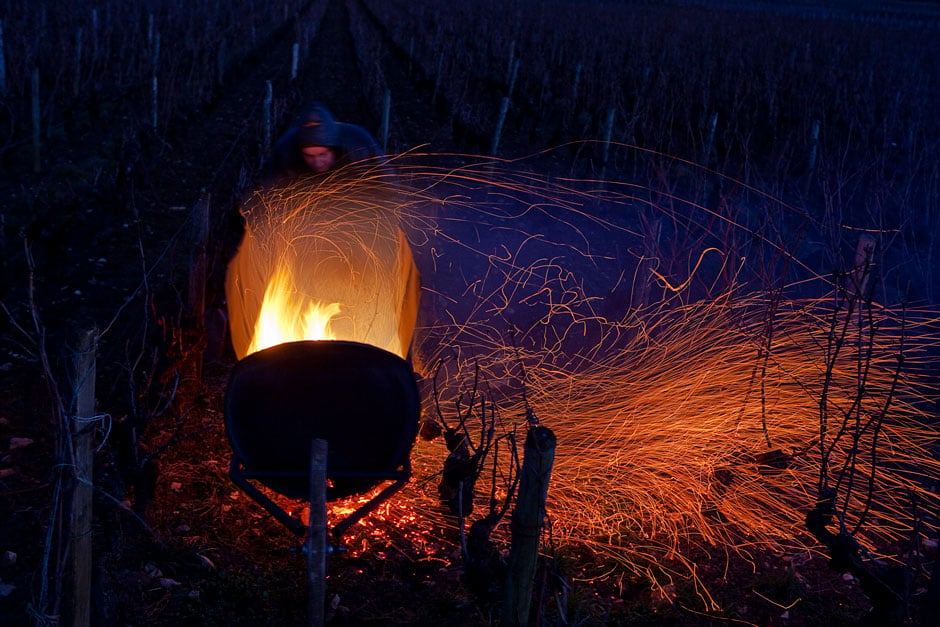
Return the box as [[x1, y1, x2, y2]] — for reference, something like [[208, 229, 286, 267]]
[[224, 340, 420, 500]]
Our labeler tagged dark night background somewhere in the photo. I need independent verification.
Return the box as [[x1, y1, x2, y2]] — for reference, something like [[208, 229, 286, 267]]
[[1, 1, 939, 625]]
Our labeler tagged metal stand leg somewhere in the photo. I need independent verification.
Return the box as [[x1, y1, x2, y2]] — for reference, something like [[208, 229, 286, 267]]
[[307, 439, 328, 627], [228, 457, 306, 536]]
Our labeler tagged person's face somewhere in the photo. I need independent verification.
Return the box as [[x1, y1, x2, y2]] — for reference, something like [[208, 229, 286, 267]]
[[301, 145, 336, 173]]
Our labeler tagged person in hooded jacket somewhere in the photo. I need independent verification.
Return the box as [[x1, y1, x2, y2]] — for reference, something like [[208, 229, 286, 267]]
[[261, 101, 385, 184]]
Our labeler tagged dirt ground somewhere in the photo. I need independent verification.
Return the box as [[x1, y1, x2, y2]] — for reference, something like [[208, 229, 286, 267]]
[[1, 1, 936, 625]]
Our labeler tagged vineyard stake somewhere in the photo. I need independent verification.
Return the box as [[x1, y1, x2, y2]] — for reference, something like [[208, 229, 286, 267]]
[[151, 76, 158, 132], [851, 234, 876, 299], [31, 67, 40, 173], [601, 107, 615, 180], [381, 89, 391, 152], [90, 9, 98, 61], [572, 62, 582, 105], [0, 20, 7, 96], [432, 51, 444, 108], [73, 28, 83, 97], [263, 80, 273, 153], [491, 96, 510, 157], [68, 328, 97, 627], [507, 57, 520, 100], [503, 426, 556, 626], [217, 38, 227, 85], [291, 42, 299, 82], [807, 119, 820, 174], [307, 438, 328, 627], [405, 36, 414, 75], [703, 111, 718, 166], [189, 192, 210, 382], [804, 118, 821, 193], [152, 31, 160, 74], [505, 40, 516, 87]]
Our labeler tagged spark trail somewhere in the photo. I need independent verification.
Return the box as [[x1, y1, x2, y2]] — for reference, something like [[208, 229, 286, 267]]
[[231, 148, 940, 597]]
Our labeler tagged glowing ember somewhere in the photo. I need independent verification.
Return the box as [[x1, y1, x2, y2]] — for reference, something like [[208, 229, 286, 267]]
[[395, 151, 938, 598], [225, 153, 940, 605], [247, 263, 342, 353]]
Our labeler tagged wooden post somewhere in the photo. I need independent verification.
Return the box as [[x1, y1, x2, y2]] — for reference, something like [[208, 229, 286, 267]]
[[69, 328, 97, 627], [0, 20, 7, 96], [291, 42, 299, 82], [407, 36, 414, 75], [217, 38, 227, 85], [188, 192, 210, 382], [571, 62, 582, 105], [703, 111, 718, 166], [90, 9, 98, 61], [307, 438, 328, 627], [31, 67, 40, 173], [804, 119, 820, 193], [507, 57, 520, 100], [151, 75, 158, 132], [505, 40, 516, 87], [491, 96, 510, 157], [188, 193, 209, 321], [152, 31, 160, 74], [73, 28, 83, 97], [925, 556, 940, 624], [851, 234, 876, 299], [380, 89, 391, 153], [503, 426, 556, 626], [600, 107, 615, 180], [263, 80, 273, 153], [431, 51, 444, 108]]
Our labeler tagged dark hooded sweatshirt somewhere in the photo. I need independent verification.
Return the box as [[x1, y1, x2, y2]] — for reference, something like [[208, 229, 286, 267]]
[[261, 102, 385, 185]]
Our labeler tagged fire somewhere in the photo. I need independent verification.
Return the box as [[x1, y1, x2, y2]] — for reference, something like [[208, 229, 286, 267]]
[[246, 263, 342, 354], [224, 154, 939, 606], [225, 179, 421, 361]]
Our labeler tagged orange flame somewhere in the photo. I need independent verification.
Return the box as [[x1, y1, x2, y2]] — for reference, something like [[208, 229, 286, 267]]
[[246, 263, 342, 355], [225, 185, 421, 361]]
